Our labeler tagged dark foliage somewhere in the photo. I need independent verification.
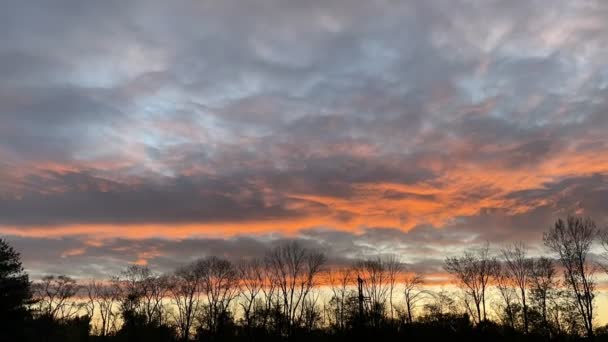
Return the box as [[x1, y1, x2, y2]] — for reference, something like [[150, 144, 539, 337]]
[[28, 315, 91, 342], [0, 238, 33, 340]]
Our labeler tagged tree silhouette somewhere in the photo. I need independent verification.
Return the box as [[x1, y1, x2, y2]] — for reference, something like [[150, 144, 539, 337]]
[[544, 216, 596, 339], [86, 279, 121, 337], [170, 261, 203, 341], [0, 238, 33, 340], [237, 258, 265, 334], [355, 258, 391, 328], [444, 243, 498, 324], [529, 257, 557, 336], [265, 241, 326, 337], [327, 267, 355, 331], [33, 275, 84, 320], [8, 225, 608, 341], [196, 256, 239, 338], [402, 272, 424, 324], [501, 242, 533, 334]]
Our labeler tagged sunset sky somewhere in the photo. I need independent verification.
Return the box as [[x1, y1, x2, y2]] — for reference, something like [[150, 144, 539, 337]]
[[1, 0, 608, 291]]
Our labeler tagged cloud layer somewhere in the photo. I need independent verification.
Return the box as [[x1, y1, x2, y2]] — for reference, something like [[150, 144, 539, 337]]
[[1, 0, 608, 279]]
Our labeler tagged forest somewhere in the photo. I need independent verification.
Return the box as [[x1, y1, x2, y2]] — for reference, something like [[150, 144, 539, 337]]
[[2, 215, 608, 341]]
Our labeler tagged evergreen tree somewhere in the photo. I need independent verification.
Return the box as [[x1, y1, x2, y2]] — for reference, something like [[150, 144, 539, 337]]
[[0, 238, 33, 340]]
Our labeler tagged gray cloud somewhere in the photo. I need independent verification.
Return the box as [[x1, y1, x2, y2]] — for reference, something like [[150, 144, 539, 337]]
[[1, 0, 608, 277], [6, 229, 470, 279]]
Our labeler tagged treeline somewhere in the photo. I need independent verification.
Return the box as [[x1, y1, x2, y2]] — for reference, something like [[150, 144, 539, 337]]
[[2, 215, 608, 341]]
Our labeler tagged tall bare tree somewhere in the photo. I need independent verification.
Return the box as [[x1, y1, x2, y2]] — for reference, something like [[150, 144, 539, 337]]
[[402, 272, 424, 324], [116, 265, 169, 326], [502, 242, 533, 333], [529, 257, 557, 334], [544, 216, 597, 339], [143, 274, 171, 326], [355, 258, 390, 325], [116, 265, 148, 320], [237, 259, 265, 331], [198, 256, 240, 335], [170, 261, 203, 341], [265, 242, 326, 336], [260, 263, 279, 332], [33, 275, 84, 320], [444, 244, 498, 324], [86, 279, 120, 337], [598, 227, 608, 275], [494, 264, 518, 330], [301, 291, 323, 332], [326, 267, 354, 331], [385, 256, 403, 321]]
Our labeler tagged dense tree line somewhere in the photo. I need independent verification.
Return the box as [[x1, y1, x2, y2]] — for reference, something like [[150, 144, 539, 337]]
[[3, 215, 608, 341]]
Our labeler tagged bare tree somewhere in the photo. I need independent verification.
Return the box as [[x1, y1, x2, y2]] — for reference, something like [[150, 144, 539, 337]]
[[260, 263, 279, 332], [116, 265, 148, 320], [543, 216, 597, 339], [301, 291, 323, 332], [115, 265, 168, 326], [355, 258, 390, 326], [170, 261, 203, 341], [423, 288, 459, 319], [444, 244, 498, 324], [494, 264, 518, 330], [326, 267, 355, 331], [402, 272, 424, 324], [502, 242, 533, 333], [385, 256, 403, 321], [33, 275, 84, 320], [265, 242, 326, 336], [142, 274, 171, 326], [198, 256, 240, 335], [598, 227, 608, 275], [86, 279, 120, 337], [237, 258, 265, 331], [530, 257, 557, 330]]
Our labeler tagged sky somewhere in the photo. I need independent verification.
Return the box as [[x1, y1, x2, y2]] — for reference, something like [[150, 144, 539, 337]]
[[1, 0, 608, 286]]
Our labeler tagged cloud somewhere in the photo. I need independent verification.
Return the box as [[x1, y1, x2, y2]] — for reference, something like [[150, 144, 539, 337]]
[[5, 229, 471, 280], [1, 0, 608, 281]]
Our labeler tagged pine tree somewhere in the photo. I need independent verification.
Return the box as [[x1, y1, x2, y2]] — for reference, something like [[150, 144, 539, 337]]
[[0, 238, 32, 339]]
